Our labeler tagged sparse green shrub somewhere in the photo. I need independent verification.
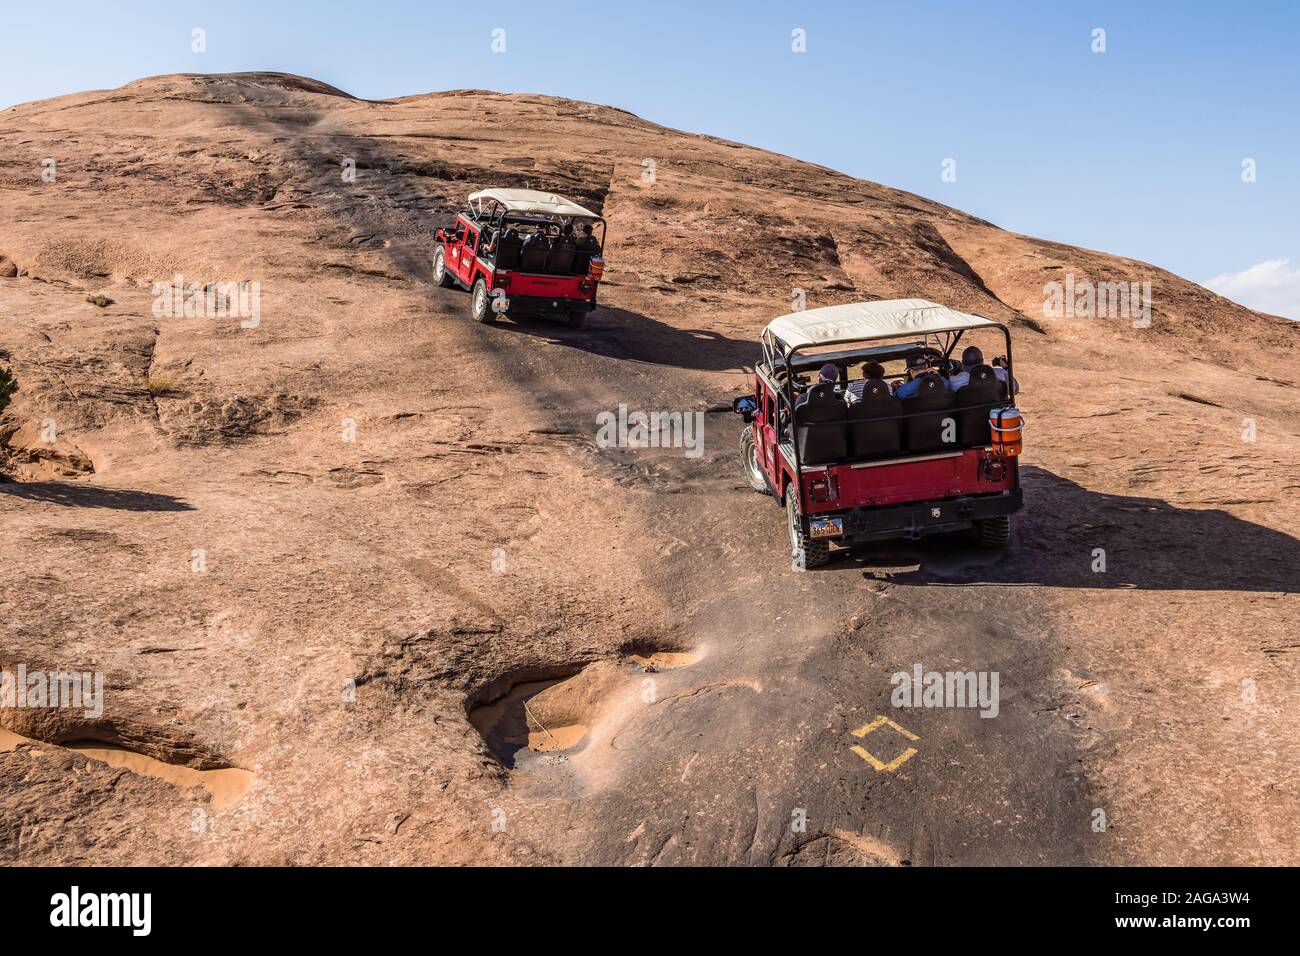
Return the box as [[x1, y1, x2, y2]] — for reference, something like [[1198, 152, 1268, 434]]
[[85, 294, 113, 308]]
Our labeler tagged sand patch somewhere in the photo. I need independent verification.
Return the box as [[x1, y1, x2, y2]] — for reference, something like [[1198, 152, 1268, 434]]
[[2, 728, 253, 810], [469, 676, 591, 763], [627, 650, 701, 670]]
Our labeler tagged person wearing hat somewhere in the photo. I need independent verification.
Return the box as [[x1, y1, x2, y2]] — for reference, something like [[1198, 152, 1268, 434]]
[[947, 345, 1018, 394], [894, 353, 948, 400], [796, 363, 842, 409]]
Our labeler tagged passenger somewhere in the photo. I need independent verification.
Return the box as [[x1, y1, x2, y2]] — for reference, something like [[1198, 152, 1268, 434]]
[[824, 363, 843, 393], [845, 362, 886, 403], [947, 346, 1019, 394], [577, 223, 600, 251], [894, 353, 949, 400], [573, 223, 602, 274], [991, 355, 1019, 395], [797, 363, 841, 409], [521, 228, 549, 250]]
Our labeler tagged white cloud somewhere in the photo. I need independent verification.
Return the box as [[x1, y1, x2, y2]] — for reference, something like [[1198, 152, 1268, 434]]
[[1203, 258, 1300, 320]]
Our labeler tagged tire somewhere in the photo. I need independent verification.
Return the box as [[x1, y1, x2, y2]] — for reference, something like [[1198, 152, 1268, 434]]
[[786, 487, 830, 570], [739, 425, 770, 495], [564, 310, 586, 328], [974, 515, 1011, 549], [434, 247, 455, 288], [470, 277, 494, 323]]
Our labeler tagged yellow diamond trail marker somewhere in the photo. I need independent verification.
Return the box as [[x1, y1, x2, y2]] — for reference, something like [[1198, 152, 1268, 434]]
[[850, 715, 920, 772]]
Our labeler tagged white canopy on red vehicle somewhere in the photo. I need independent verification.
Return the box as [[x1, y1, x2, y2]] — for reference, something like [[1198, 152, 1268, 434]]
[[469, 188, 600, 219], [764, 298, 999, 352]]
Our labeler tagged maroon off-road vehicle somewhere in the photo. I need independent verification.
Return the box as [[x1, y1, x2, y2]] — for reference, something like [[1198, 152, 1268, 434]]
[[733, 299, 1025, 569], [434, 188, 606, 328]]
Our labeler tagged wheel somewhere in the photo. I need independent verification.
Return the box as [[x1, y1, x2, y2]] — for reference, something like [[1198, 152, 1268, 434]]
[[470, 278, 494, 323], [739, 425, 770, 495], [786, 487, 830, 570], [434, 247, 455, 288], [974, 515, 1011, 549], [564, 310, 586, 328]]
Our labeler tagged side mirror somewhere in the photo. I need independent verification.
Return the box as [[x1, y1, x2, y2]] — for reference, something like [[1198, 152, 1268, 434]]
[[733, 395, 758, 423]]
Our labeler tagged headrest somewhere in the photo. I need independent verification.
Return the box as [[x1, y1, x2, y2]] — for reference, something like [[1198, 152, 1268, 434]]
[[807, 382, 837, 401], [969, 363, 996, 383]]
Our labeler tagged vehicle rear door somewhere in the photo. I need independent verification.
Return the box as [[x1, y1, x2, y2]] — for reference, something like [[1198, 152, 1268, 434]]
[[446, 219, 470, 282], [459, 225, 480, 283], [759, 382, 781, 485]]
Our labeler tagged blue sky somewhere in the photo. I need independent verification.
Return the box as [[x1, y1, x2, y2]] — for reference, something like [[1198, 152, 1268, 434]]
[[3, 1, 1297, 315]]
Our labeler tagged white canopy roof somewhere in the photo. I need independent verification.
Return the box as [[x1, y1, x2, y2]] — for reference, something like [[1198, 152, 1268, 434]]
[[468, 188, 599, 219], [764, 299, 998, 352]]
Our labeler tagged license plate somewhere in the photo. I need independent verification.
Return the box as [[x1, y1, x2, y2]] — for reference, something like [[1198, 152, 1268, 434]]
[[808, 517, 843, 539]]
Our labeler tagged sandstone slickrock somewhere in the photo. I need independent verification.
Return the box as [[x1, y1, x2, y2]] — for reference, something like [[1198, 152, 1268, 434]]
[[1, 73, 1297, 865]]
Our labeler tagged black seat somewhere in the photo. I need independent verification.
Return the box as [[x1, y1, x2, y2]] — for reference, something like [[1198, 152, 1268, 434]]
[[901, 375, 955, 452], [496, 233, 523, 270], [794, 383, 847, 465], [953, 364, 1000, 446], [846, 380, 902, 459], [520, 235, 551, 273], [547, 239, 575, 274]]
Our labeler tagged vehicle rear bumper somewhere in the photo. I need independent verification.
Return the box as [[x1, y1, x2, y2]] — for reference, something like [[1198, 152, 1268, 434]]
[[504, 294, 596, 314], [812, 489, 1023, 544]]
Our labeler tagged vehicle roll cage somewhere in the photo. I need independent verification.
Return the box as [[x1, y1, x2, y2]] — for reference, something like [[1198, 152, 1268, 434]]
[[763, 318, 1016, 484], [465, 197, 607, 252]]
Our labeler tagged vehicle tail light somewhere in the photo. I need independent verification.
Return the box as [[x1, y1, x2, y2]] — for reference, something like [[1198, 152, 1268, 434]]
[[990, 407, 1024, 457], [496, 273, 510, 288], [578, 280, 591, 293], [588, 257, 606, 280]]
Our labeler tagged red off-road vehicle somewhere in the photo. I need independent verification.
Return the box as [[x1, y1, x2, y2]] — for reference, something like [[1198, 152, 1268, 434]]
[[434, 188, 606, 327], [733, 299, 1025, 569]]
